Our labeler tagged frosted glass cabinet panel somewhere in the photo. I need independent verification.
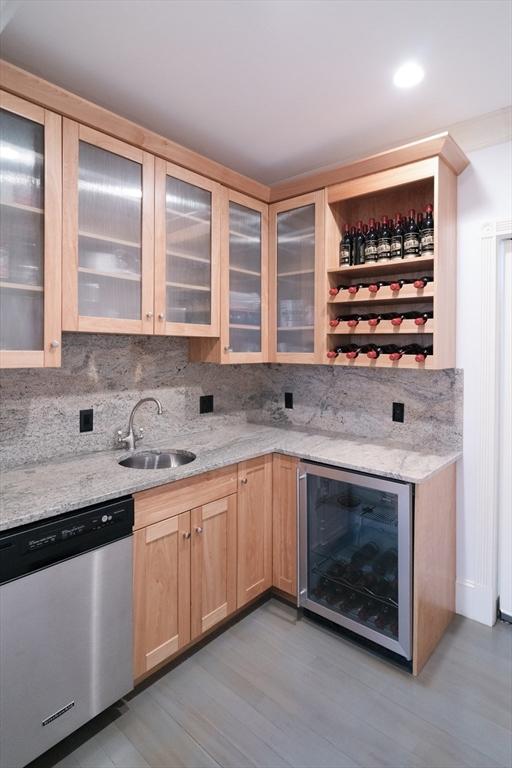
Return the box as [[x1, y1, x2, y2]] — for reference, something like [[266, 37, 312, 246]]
[[62, 121, 154, 334], [155, 160, 220, 337], [0, 91, 61, 369], [270, 191, 324, 363]]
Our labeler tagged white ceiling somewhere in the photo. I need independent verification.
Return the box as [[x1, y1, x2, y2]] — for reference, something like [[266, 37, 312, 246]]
[[1, 0, 511, 185]]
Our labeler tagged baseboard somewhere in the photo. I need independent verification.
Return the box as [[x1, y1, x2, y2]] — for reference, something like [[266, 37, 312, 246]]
[[456, 578, 497, 626]]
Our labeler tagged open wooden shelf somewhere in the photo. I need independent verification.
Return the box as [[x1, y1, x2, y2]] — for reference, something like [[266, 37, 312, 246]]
[[328, 254, 434, 278], [328, 283, 435, 304], [327, 354, 435, 369], [0, 201, 43, 215], [0, 280, 43, 292], [79, 266, 141, 282], [328, 319, 432, 335]]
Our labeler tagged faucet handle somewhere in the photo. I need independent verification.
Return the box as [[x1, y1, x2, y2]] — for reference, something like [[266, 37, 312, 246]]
[[136, 426, 144, 444], [117, 429, 124, 443]]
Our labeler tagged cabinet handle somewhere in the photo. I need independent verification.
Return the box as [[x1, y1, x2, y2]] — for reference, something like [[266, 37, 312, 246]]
[[224, 346, 233, 353], [158, 313, 165, 321], [240, 478, 248, 485], [146, 312, 154, 319], [183, 531, 191, 539], [195, 526, 203, 534], [50, 340, 60, 349]]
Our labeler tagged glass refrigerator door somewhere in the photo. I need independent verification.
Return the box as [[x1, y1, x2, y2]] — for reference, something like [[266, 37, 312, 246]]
[[299, 463, 412, 659]]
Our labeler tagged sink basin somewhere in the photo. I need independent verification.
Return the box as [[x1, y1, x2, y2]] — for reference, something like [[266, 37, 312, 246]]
[[119, 449, 196, 470]]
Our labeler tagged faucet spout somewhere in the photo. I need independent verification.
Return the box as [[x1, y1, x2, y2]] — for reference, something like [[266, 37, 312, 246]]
[[117, 397, 163, 451]]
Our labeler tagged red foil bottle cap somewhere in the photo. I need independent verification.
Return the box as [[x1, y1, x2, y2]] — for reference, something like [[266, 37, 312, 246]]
[[390, 281, 401, 291], [348, 285, 359, 294], [346, 351, 358, 359], [329, 318, 340, 327], [329, 287, 339, 296], [368, 318, 380, 327], [326, 351, 338, 359], [367, 350, 378, 359], [414, 316, 426, 326], [368, 283, 379, 293], [391, 317, 403, 326], [414, 278, 426, 289], [347, 319, 359, 327], [415, 353, 426, 362], [389, 352, 402, 361]]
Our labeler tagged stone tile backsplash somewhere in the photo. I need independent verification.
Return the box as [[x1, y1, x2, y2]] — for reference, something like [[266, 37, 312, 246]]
[[0, 333, 462, 469]]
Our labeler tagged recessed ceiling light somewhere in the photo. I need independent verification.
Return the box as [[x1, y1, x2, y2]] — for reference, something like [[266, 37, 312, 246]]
[[393, 61, 425, 89]]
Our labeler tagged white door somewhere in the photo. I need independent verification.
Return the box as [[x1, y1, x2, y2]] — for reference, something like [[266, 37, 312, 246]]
[[498, 238, 512, 618]]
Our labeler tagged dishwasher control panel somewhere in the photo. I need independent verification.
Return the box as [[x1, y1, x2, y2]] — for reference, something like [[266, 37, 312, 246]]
[[0, 497, 134, 585]]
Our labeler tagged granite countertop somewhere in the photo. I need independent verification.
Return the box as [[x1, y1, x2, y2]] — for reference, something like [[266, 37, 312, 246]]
[[0, 422, 460, 532]]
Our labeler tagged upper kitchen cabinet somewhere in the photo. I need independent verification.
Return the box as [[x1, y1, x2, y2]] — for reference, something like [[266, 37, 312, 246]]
[[269, 190, 326, 363], [0, 92, 61, 368], [190, 188, 268, 363], [62, 120, 155, 334], [154, 159, 221, 337]]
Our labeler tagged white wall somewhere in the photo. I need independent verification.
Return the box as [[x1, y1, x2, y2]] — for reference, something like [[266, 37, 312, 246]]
[[456, 139, 512, 624]]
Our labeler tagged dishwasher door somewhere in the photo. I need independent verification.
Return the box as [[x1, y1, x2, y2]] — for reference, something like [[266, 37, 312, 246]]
[[0, 536, 133, 768]]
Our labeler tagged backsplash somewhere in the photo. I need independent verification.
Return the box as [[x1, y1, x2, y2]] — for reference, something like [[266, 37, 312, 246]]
[[0, 333, 462, 469]]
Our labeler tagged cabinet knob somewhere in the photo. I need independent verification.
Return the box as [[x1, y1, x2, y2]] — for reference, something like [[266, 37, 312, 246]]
[[50, 340, 60, 349], [224, 346, 233, 353], [241, 478, 248, 485], [158, 313, 165, 321], [183, 531, 191, 540], [145, 312, 154, 319], [195, 526, 203, 534]]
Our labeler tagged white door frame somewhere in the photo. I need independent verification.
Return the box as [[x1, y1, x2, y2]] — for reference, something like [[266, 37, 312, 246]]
[[466, 219, 512, 625]]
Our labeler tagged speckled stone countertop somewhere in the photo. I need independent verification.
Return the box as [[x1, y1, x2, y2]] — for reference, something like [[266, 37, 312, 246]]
[[0, 422, 460, 532]]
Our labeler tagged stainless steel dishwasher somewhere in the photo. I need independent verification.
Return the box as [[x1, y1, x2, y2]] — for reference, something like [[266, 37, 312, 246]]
[[0, 497, 134, 768]]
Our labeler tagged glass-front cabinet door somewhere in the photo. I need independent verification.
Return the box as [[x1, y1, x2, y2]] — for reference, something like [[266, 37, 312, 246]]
[[0, 92, 61, 368], [270, 191, 325, 363], [221, 189, 268, 363], [62, 121, 154, 334], [299, 462, 412, 659], [154, 160, 220, 337]]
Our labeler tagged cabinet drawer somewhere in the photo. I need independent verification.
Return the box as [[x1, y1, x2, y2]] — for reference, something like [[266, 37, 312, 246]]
[[134, 465, 238, 529]]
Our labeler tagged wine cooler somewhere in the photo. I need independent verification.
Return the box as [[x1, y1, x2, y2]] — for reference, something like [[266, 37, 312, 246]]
[[298, 462, 412, 660]]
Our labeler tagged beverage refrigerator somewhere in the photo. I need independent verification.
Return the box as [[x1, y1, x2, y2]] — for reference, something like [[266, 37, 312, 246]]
[[298, 461, 412, 660]]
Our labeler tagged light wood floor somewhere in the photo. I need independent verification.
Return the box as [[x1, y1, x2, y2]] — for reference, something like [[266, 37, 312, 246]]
[[30, 600, 512, 768]]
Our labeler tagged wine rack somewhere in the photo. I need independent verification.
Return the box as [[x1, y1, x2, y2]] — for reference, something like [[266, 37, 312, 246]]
[[324, 157, 456, 369]]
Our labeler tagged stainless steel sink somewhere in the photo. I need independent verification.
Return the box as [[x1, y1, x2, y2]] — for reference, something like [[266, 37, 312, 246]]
[[118, 449, 196, 470]]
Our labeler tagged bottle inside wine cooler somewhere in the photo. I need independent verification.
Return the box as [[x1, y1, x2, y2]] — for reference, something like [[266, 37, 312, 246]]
[[404, 209, 421, 257], [421, 204, 434, 255], [339, 224, 352, 266]]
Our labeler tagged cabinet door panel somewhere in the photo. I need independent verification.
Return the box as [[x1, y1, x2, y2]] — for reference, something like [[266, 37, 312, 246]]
[[237, 455, 273, 607], [191, 495, 237, 639], [63, 121, 154, 334], [272, 454, 298, 598], [0, 92, 61, 368], [133, 511, 190, 680], [155, 160, 220, 337]]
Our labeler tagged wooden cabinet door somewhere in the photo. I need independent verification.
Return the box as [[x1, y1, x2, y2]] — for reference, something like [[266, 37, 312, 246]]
[[191, 494, 237, 640], [133, 511, 191, 680], [154, 159, 221, 337], [62, 120, 155, 335], [237, 455, 273, 607], [269, 190, 325, 364], [0, 91, 62, 369], [272, 454, 298, 598]]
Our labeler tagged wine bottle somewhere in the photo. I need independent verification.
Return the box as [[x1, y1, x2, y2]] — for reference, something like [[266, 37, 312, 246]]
[[328, 283, 349, 297], [389, 278, 407, 292], [417, 211, 424, 234], [329, 313, 357, 328], [390, 212, 404, 260], [414, 344, 433, 362], [347, 282, 365, 295], [367, 280, 389, 294], [366, 312, 381, 326], [339, 224, 352, 266], [349, 226, 357, 264], [364, 218, 379, 263], [350, 541, 380, 567], [412, 310, 433, 326], [354, 220, 365, 265], [421, 204, 434, 255], [404, 208, 421, 257], [377, 215, 392, 261], [413, 275, 431, 289]]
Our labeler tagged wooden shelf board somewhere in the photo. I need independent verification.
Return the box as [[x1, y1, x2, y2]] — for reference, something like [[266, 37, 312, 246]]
[[327, 355, 435, 369], [328, 255, 434, 278], [229, 266, 261, 277], [328, 284, 435, 305], [78, 266, 141, 282], [0, 200, 43, 215], [167, 250, 210, 265], [79, 230, 140, 249], [0, 280, 43, 292], [328, 320, 432, 335], [166, 281, 211, 293]]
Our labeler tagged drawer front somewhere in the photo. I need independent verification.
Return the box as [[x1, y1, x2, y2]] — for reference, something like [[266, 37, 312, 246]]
[[134, 465, 238, 529]]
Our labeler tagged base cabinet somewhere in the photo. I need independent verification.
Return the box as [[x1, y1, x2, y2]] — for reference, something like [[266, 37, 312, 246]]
[[133, 511, 191, 680], [272, 454, 298, 598], [237, 455, 273, 608], [191, 494, 237, 640]]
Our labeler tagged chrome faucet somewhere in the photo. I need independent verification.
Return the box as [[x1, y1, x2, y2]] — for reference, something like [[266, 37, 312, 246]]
[[117, 397, 163, 451]]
